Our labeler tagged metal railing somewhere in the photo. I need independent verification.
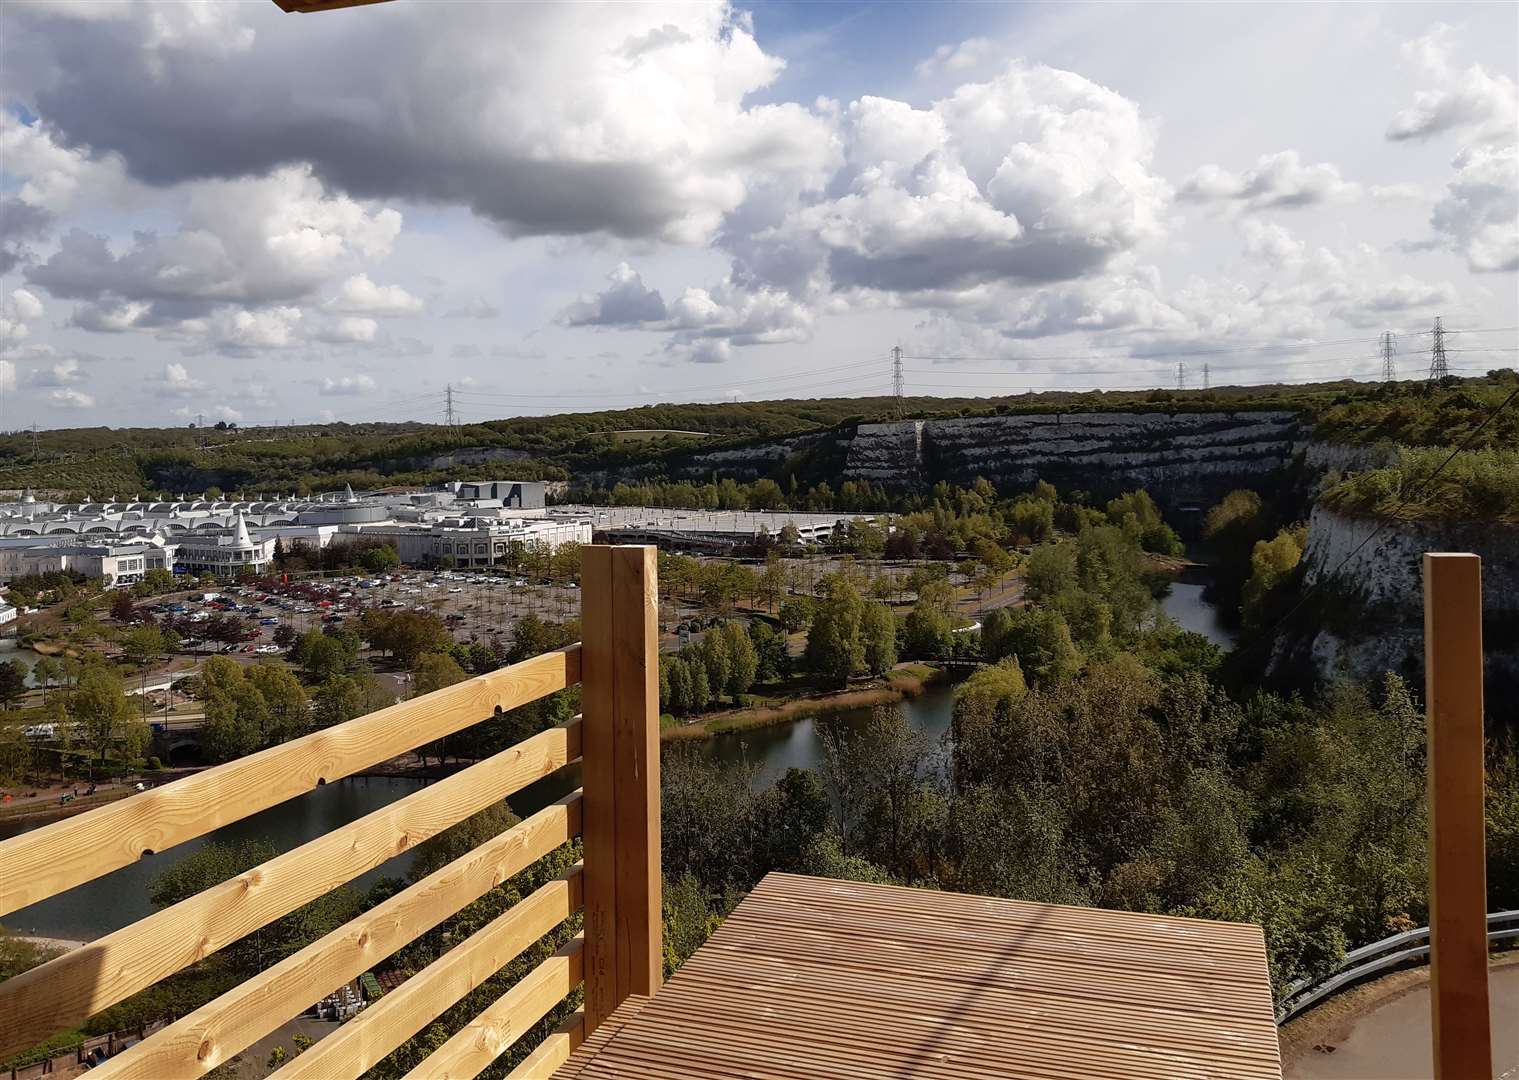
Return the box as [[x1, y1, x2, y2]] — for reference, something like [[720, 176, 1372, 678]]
[[0, 544, 662, 1080], [1277, 909, 1519, 1023]]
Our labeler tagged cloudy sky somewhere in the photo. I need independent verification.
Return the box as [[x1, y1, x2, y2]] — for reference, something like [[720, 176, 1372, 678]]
[[0, 1, 1515, 429]]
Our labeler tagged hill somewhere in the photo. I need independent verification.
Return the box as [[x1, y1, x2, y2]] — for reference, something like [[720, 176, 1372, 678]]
[[1, 371, 1513, 499]]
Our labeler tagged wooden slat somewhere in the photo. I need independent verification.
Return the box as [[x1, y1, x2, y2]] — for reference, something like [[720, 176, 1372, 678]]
[[404, 935, 585, 1080], [91, 792, 583, 1079], [1423, 552, 1492, 1080], [0, 719, 580, 1060], [580, 546, 660, 1033], [507, 1011, 586, 1080], [550, 872, 1281, 1080], [275, 865, 583, 1080], [611, 547, 661, 1005], [0, 645, 579, 916], [579, 547, 617, 1032]]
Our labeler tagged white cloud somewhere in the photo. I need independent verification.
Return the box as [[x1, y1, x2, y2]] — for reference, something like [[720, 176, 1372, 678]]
[[8, 2, 835, 246], [1387, 29, 1519, 274], [316, 316, 379, 344], [1427, 143, 1518, 273], [208, 307, 304, 355], [0, 289, 46, 349], [28, 167, 402, 325], [916, 38, 997, 79], [317, 374, 378, 395], [26, 355, 82, 387], [163, 362, 206, 395], [679, 339, 732, 365], [328, 274, 424, 316], [49, 387, 95, 409], [1387, 26, 1518, 143], [561, 263, 668, 326], [1178, 151, 1362, 210]]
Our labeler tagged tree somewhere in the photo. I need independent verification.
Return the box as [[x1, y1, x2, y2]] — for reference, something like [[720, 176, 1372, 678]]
[[358, 544, 401, 573], [779, 597, 813, 634], [805, 577, 865, 686], [70, 664, 147, 779], [903, 580, 955, 660], [110, 590, 137, 623], [981, 607, 1083, 685], [719, 621, 759, 700], [748, 621, 788, 683], [244, 662, 309, 745], [121, 625, 165, 667], [860, 602, 897, 676], [31, 656, 62, 703], [695, 630, 731, 704], [311, 671, 393, 728], [0, 660, 29, 709], [412, 652, 468, 765], [758, 555, 787, 613], [413, 652, 467, 697], [293, 628, 356, 682], [0, 723, 31, 785]]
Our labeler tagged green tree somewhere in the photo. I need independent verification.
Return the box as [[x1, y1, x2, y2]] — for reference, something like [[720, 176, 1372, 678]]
[[805, 577, 865, 686], [758, 555, 787, 612], [0, 723, 31, 785], [981, 607, 1083, 684], [31, 656, 62, 703], [860, 601, 898, 676], [719, 621, 759, 700], [779, 597, 813, 634], [358, 544, 401, 573], [0, 660, 28, 709], [69, 664, 147, 779], [902, 596, 953, 660], [120, 625, 165, 667]]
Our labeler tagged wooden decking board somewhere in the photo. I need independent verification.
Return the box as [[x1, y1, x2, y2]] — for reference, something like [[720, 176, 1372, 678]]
[[552, 872, 1282, 1079], [699, 919, 1271, 1014], [658, 963, 1281, 1071]]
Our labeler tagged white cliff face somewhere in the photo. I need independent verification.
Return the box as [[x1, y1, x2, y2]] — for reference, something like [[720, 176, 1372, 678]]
[[846, 411, 1305, 505], [1283, 505, 1519, 693], [1302, 441, 1398, 475]]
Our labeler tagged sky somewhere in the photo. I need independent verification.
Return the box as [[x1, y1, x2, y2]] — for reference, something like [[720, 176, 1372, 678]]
[[0, 0, 1515, 430]]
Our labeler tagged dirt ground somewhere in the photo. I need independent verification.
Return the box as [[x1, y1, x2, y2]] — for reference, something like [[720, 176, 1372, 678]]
[[1281, 955, 1519, 1079]]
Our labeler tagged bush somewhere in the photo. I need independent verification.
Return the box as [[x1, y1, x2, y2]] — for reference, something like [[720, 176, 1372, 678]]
[[145, 755, 163, 771]]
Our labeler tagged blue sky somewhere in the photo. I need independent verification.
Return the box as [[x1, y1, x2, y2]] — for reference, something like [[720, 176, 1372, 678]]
[[0, 0, 1514, 428]]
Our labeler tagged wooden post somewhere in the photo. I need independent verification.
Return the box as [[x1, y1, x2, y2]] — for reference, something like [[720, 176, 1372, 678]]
[[1423, 553, 1490, 1079], [581, 545, 662, 1033]]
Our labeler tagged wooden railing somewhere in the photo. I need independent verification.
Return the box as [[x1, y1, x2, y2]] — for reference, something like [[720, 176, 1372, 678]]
[[0, 544, 661, 1080]]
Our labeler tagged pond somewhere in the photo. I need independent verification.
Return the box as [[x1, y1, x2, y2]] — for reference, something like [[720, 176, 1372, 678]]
[[0, 635, 52, 687], [693, 685, 957, 789]]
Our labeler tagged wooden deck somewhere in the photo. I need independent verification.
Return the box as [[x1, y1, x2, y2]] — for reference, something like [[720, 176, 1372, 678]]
[[553, 872, 1282, 1079]]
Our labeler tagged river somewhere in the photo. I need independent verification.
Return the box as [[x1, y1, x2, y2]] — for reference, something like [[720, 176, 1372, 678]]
[[1159, 578, 1237, 648], [3, 582, 1229, 941]]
